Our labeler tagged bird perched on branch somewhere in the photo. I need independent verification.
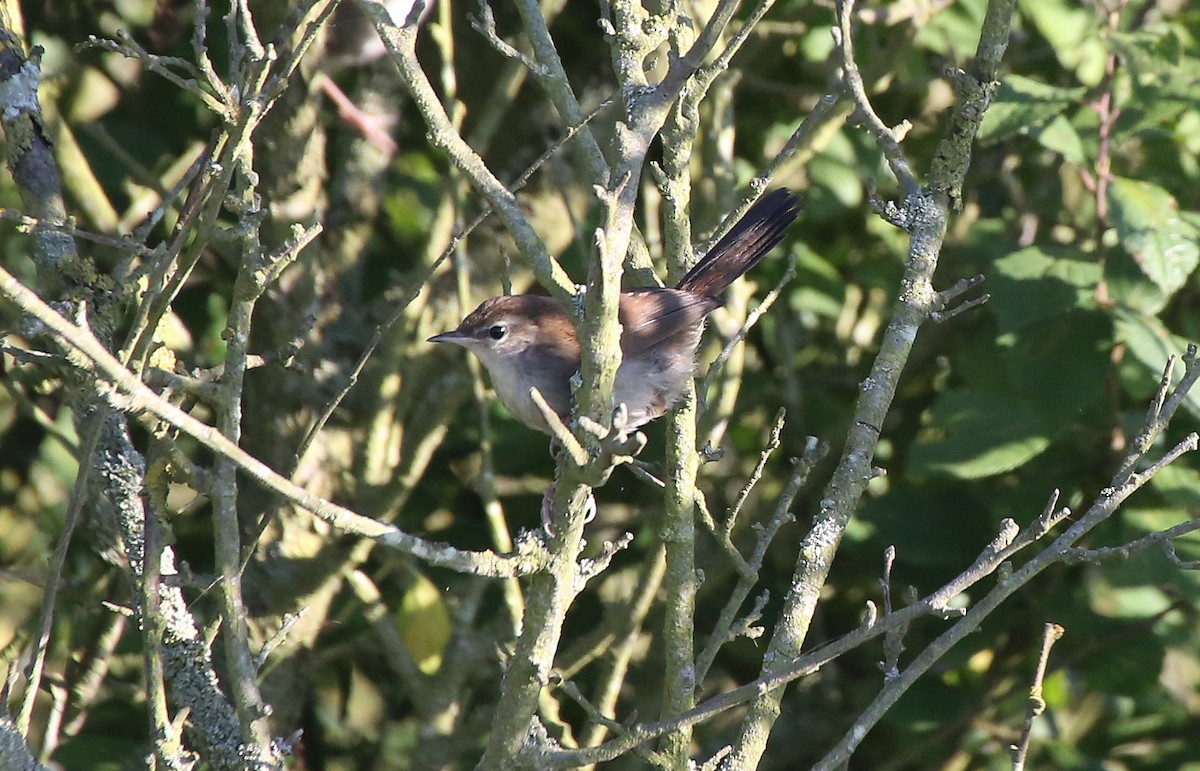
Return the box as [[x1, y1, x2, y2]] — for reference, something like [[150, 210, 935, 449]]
[[430, 189, 802, 433]]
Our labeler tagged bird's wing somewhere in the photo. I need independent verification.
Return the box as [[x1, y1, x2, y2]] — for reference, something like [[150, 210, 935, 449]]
[[618, 288, 721, 356]]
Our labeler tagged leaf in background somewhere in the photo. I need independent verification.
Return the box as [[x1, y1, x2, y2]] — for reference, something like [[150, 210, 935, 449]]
[[909, 390, 1051, 479], [1108, 177, 1200, 300], [1033, 114, 1086, 164], [978, 75, 1085, 144], [789, 243, 846, 320], [1114, 309, 1200, 418], [1017, 0, 1107, 84], [1090, 532, 1191, 615], [1108, 29, 1187, 81], [1106, 243, 1170, 315], [1123, 509, 1200, 582], [989, 247, 1100, 334], [397, 573, 451, 675], [915, 0, 988, 59], [1113, 87, 1194, 142], [1042, 669, 1070, 710], [1080, 617, 1167, 695], [201, 293, 229, 363], [1005, 309, 1111, 427], [1108, 27, 1199, 141], [807, 131, 864, 219], [1150, 464, 1200, 509], [1091, 582, 1173, 619]]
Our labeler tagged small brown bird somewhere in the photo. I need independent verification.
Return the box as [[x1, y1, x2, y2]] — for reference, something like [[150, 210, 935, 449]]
[[429, 189, 801, 433]]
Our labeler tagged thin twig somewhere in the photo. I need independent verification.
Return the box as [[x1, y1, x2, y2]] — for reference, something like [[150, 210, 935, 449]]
[[78, 31, 231, 117], [0, 209, 153, 254], [722, 409, 787, 538], [834, 0, 920, 196], [291, 98, 613, 471], [694, 438, 826, 684], [0, 265, 551, 577], [698, 256, 796, 418], [531, 388, 589, 467], [1012, 622, 1064, 771], [470, 1, 547, 76], [16, 408, 107, 735]]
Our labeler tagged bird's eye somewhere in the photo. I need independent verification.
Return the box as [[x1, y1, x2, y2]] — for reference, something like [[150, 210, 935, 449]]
[[488, 324, 507, 340]]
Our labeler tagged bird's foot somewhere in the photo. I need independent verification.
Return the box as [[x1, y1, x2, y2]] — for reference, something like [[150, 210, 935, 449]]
[[540, 483, 597, 536]]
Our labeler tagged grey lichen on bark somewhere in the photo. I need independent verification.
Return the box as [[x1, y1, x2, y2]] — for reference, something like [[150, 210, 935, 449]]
[[0, 20, 284, 770], [722, 0, 1019, 767], [0, 717, 49, 771]]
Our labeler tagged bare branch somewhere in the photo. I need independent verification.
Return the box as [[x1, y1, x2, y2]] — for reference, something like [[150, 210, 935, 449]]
[[1012, 623, 1065, 771], [834, 0, 920, 197], [0, 265, 551, 577]]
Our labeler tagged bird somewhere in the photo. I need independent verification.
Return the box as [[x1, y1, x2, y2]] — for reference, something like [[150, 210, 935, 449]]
[[428, 188, 802, 434]]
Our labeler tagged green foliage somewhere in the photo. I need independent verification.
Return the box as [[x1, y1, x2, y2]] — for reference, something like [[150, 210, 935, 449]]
[[396, 572, 451, 675], [1108, 177, 1200, 300], [978, 75, 1087, 145], [1, 0, 1199, 768]]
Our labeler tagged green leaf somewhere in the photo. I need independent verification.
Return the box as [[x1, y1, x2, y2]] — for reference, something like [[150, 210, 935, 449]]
[[1106, 244, 1170, 314], [788, 244, 846, 320], [1108, 177, 1200, 299], [1091, 583, 1173, 619], [1017, 0, 1101, 76], [1006, 310, 1111, 426], [397, 573, 451, 675], [914, 0, 988, 59], [1150, 464, 1200, 509], [1108, 30, 1187, 81], [989, 247, 1100, 334], [1114, 309, 1200, 419], [1042, 669, 1071, 709], [809, 138, 863, 208], [1123, 508, 1200, 548], [1075, 37, 1111, 87], [978, 75, 1086, 144], [1080, 619, 1166, 695], [1108, 28, 1200, 140], [202, 293, 229, 363], [800, 25, 836, 61], [1033, 114, 1086, 164], [910, 390, 1051, 479]]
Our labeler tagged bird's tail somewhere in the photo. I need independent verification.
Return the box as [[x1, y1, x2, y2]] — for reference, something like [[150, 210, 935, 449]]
[[676, 188, 802, 298]]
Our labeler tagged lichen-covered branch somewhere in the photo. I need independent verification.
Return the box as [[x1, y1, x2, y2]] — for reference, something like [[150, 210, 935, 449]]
[[723, 0, 1017, 766], [0, 717, 48, 771], [0, 262, 550, 578]]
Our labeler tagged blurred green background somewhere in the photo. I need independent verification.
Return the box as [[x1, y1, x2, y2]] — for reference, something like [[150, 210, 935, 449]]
[[2, 0, 1199, 768]]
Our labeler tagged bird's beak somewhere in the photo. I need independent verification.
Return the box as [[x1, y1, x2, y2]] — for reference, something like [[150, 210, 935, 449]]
[[427, 330, 470, 345]]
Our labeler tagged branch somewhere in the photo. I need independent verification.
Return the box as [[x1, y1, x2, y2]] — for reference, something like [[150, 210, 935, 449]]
[[0, 717, 49, 771], [698, 256, 797, 416], [541, 404, 1196, 769], [356, 0, 574, 301], [0, 265, 550, 578], [2, 25, 281, 768], [77, 30, 232, 118], [15, 411, 106, 734], [813, 404, 1198, 766], [470, 2, 547, 77], [1012, 623, 1065, 771], [834, 0, 920, 197], [577, 547, 667, 749], [724, 0, 1019, 764], [695, 437, 827, 684]]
